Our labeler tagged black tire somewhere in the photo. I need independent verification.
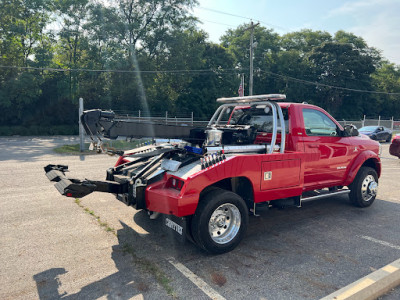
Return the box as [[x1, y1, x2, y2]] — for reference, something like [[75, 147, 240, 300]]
[[191, 188, 248, 254], [349, 166, 378, 207], [386, 134, 392, 143]]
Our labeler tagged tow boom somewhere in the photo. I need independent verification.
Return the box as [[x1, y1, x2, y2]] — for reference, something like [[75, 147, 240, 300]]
[[81, 109, 202, 141]]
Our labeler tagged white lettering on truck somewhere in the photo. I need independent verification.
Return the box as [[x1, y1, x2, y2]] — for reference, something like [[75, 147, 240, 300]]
[[165, 218, 183, 235]]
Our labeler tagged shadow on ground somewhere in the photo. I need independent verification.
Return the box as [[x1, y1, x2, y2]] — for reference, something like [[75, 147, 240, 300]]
[[32, 221, 170, 300], [33, 195, 400, 300]]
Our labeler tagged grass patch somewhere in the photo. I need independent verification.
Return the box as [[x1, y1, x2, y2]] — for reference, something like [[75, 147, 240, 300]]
[[53, 139, 151, 155], [123, 244, 175, 297], [74, 198, 116, 235], [54, 143, 93, 155]]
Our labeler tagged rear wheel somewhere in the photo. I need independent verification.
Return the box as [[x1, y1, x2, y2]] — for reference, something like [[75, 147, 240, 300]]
[[349, 166, 378, 207], [191, 188, 248, 254]]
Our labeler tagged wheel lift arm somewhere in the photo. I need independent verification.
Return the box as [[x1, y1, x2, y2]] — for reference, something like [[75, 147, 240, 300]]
[[44, 164, 128, 198]]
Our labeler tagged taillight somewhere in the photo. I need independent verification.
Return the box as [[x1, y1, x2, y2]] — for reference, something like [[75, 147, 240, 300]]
[[167, 177, 184, 191]]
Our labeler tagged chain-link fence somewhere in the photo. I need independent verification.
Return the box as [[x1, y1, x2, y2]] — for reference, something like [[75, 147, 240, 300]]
[[112, 110, 210, 127], [115, 111, 399, 131], [337, 117, 399, 131]]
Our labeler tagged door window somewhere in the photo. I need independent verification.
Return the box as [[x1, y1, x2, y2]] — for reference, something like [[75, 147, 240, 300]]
[[302, 109, 338, 136]]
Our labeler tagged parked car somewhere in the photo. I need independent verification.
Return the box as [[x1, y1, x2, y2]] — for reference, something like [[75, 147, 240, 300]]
[[359, 126, 392, 142], [389, 134, 400, 158]]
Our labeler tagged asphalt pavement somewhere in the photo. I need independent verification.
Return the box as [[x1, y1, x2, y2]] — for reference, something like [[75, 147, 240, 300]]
[[0, 136, 399, 299]]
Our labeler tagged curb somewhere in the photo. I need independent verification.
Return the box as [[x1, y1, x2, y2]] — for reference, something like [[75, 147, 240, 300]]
[[321, 258, 400, 300]]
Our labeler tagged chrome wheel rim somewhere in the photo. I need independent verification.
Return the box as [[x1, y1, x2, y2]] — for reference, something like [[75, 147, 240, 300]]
[[361, 175, 378, 202], [208, 203, 241, 244]]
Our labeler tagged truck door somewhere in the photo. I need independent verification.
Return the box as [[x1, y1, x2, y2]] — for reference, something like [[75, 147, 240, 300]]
[[301, 108, 354, 189], [375, 127, 385, 140]]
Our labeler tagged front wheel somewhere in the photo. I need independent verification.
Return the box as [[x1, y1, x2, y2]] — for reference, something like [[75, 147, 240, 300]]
[[349, 166, 378, 207], [191, 189, 248, 254]]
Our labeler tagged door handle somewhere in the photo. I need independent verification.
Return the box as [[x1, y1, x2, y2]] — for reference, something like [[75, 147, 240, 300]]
[[308, 144, 319, 148]]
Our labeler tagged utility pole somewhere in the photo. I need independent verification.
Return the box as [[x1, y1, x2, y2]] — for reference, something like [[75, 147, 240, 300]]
[[241, 74, 245, 96], [79, 98, 85, 152], [246, 21, 259, 96]]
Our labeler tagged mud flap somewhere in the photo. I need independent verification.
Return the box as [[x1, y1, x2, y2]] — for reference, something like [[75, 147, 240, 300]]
[[161, 214, 190, 244]]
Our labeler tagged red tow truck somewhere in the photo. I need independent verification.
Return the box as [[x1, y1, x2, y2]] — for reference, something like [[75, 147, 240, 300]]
[[45, 94, 381, 253]]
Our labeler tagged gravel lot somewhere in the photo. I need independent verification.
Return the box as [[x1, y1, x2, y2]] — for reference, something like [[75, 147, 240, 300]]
[[0, 136, 399, 299]]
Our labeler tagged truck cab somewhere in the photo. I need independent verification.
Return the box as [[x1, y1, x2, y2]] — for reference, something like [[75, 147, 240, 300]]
[[223, 101, 380, 191]]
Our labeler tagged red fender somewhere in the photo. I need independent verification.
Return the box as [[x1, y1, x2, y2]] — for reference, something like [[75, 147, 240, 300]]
[[343, 150, 381, 186]]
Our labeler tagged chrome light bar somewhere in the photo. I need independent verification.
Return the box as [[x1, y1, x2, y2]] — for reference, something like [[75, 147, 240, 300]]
[[207, 144, 280, 154], [216, 94, 286, 103]]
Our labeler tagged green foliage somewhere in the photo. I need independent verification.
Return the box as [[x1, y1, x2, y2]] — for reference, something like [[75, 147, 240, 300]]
[[0, 1, 399, 136], [281, 29, 332, 53], [371, 63, 400, 117], [308, 42, 376, 116], [0, 0, 52, 66]]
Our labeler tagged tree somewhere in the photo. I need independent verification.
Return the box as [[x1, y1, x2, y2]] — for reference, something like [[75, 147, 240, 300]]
[[308, 42, 376, 117], [262, 49, 315, 101], [115, 0, 197, 61], [175, 40, 238, 118], [333, 30, 382, 67], [0, 0, 52, 67], [280, 29, 332, 54], [1, 0, 399, 134], [77, 0, 199, 114], [220, 24, 280, 95], [0, 0, 52, 126], [371, 63, 400, 118], [52, 0, 90, 104]]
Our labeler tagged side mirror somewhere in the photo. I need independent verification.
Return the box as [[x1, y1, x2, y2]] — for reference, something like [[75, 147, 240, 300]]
[[344, 124, 359, 137]]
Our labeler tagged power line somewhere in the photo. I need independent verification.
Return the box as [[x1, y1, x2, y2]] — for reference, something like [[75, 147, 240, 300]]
[[2, 65, 398, 95], [258, 21, 289, 32], [197, 6, 289, 31], [197, 7, 251, 21], [259, 69, 400, 96], [199, 18, 237, 28]]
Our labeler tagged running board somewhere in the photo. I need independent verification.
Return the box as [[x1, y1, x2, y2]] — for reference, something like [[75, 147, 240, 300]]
[[301, 189, 350, 203]]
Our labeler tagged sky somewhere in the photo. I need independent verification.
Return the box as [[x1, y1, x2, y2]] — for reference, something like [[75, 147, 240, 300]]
[[192, 0, 400, 65]]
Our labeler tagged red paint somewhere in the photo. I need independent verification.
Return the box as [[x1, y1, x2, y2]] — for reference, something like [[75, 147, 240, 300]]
[[146, 152, 306, 216], [390, 134, 400, 158]]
